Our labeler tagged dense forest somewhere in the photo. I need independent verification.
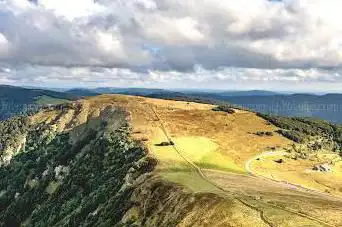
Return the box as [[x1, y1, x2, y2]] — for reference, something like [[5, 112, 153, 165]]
[[258, 113, 342, 153], [0, 85, 75, 120], [0, 116, 29, 157], [0, 108, 156, 227]]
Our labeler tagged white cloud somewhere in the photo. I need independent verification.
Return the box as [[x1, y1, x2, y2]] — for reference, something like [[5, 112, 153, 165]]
[[38, 0, 105, 20], [95, 31, 125, 59], [0, 33, 10, 57], [0, 0, 342, 90], [5, 0, 32, 11], [141, 16, 206, 45], [0, 64, 341, 92], [2, 0, 342, 69]]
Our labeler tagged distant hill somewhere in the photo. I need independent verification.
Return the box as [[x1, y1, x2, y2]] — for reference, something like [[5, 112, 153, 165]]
[[74, 88, 280, 97], [65, 87, 173, 97], [0, 85, 75, 120], [215, 94, 342, 123], [92, 87, 170, 96], [63, 87, 342, 123], [66, 88, 99, 97], [215, 90, 280, 97], [146, 90, 342, 123]]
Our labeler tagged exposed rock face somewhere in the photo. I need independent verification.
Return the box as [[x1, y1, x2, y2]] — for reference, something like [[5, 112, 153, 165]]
[[0, 103, 152, 226], [313, 163, 331, 172]]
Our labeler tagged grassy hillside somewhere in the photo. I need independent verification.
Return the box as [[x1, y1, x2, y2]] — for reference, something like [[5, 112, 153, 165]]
[[1, 95, 342, 226], [34, 95, 71, 105]]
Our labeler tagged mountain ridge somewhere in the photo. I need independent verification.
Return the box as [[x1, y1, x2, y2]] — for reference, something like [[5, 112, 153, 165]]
[[1, 94, 342, 226]]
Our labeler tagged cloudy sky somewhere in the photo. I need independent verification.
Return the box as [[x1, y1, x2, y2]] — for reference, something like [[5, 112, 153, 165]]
[[0, 0, 342, 92]]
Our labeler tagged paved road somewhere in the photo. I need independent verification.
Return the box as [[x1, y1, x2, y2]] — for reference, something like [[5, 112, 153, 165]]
[[245, 151, 288, 174], [245, 151, 342, 201]]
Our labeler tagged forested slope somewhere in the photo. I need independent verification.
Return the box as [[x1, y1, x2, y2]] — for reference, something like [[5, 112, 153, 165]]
[[0, 103, 158, 226], [0, 85, 74, 120]]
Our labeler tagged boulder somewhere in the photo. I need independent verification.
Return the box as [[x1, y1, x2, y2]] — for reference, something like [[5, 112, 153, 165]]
[[312, 163, 331, 172]]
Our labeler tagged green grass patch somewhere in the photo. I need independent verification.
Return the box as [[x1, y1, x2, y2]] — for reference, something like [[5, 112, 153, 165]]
[[161, 170, 223, 194], [35, 95, 70, 105], [195, 162, 246, 174], [195, 151, 246, 174]]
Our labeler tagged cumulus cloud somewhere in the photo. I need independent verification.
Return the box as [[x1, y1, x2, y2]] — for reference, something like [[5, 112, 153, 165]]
[[0, 0, 150, 67], [0, 0, 342, 90], [0, 33, 10, 56], [38, 0, 105, 20], [0, 64, 342, 92]]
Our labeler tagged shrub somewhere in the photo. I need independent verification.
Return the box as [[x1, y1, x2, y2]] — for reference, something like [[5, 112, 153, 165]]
[[265, 131, 273, 136], [212, 105, 235, 114], [255, 131, 273, 137], [155, 141, 174, 146]]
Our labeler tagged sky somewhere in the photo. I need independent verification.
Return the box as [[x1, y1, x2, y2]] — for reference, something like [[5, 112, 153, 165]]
[[0, 0, 342, 92]]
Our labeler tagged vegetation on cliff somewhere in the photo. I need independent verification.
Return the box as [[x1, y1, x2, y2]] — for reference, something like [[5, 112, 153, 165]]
[[0, 108, 156, 227]]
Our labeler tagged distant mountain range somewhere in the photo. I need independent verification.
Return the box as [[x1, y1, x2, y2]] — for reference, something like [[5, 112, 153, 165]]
[[66, 88, 281, 97], [0, 85, 75, 120], [201, 93, 342, 123], [195, 90, 281, 97], [156, 91, 342, 123], [2, 85, 342, 123], [66, 88, 99, 97], [65, 87, 342, 123]]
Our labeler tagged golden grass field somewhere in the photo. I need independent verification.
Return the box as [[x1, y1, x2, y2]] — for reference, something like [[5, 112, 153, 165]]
[[48, 94, 342, 196], [251, 152, 342, 196], [31, 94, 342, 226]]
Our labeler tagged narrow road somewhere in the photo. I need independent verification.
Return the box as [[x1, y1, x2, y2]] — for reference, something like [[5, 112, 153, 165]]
[[245, 150, 342, 201], [245, 151, 287, 174], [146, 103, 336, 227]]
